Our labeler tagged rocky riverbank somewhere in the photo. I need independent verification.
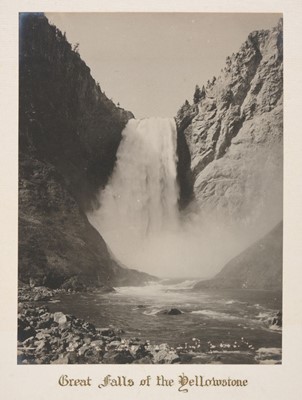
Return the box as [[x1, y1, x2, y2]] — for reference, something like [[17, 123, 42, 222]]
[[17, 285, 181, 365], [18, 284, 282, 364]]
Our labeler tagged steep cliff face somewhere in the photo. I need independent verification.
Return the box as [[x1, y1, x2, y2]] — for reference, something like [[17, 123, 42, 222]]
[[194, 222, 282, 290], [19, 13, 153, 289], [176, 20, 283, 233], [20, 13, 133, 210]]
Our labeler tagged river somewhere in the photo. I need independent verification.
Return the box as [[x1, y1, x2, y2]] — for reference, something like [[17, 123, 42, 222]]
[[47, 280, 282, 364]]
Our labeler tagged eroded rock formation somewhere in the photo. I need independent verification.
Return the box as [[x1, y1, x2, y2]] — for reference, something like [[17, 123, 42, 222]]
[[176, 19, 283, 233]]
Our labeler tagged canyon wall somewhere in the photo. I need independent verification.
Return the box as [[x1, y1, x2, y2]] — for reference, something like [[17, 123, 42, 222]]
[[194, 222, 282, 290], [176, 19, 283, 234], [19, 13, 152, 289], [19, 14, 283, 289], [176, 19, 283, 289]]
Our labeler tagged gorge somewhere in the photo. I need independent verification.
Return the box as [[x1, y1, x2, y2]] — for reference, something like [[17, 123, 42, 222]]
[[18, 13, 283, 364], [19, 12, 283, 290]]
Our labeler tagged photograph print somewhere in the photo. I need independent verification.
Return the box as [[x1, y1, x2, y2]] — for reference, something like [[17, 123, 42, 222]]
[[18, 12, 283, 365]]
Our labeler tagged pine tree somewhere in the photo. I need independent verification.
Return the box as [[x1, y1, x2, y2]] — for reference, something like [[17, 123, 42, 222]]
[[193, 84, 205, 103], [193, 85, 202, 104]]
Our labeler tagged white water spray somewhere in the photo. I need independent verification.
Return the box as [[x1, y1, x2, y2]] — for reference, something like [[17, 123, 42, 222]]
[[88, 117, 264, 278], [89, 118, 183, 276]]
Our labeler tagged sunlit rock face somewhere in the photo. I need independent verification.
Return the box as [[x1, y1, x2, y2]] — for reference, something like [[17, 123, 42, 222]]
[[176, 19, 283, 236]]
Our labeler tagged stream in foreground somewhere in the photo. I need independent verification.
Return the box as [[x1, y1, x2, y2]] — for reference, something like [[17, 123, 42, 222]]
[[47, 280, 282, 364]]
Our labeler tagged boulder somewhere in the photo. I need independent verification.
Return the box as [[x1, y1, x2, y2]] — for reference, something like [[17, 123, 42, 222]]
[[18, 320, 36, 342], [102, 350, 134, 364], [106, 340, 121, 350], [99, 328, 115, 337], [153, 350, 180, 364], [53, 312, 67, 325], [271, 311, 282, 327], [159, 308, 182, 315]]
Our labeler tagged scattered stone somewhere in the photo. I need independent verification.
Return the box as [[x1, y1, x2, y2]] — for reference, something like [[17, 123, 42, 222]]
[[106, 340, 121, 349], [17, 286, 204, 365], [152, 349, 180, 364], [159, 308, 182, 315], [153, 350, 169, 364], [159, 343, 170, 351], [67, 351, 79, 364], [179, 353, 193, 363], [100, 328, 115, 337], [18, 324, 36, 341], [53, 312, 67, 325], [271, 311, 282, 327], [82, 347, 103, 363], [90, 340, 103, 348], [168, 308, 182, 315], [83, 336, 91, 345], [78, 344, 90, 356], [103, 350, 134, 364]]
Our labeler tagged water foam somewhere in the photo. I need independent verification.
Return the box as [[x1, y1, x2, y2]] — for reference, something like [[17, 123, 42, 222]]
[[89, 118, 182, 276], [191, 310, 238, 320], [88, 117, 264, 278]]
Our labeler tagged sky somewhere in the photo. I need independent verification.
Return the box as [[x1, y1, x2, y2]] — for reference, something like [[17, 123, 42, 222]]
[[46, 13, 281, 119]]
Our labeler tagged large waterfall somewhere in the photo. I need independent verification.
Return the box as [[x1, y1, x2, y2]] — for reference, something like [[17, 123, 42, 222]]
[[88, 117, 256, 278], [89, 118, 183, 276], [100, 118, 180, 236]]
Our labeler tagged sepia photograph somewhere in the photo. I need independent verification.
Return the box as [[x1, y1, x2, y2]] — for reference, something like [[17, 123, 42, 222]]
[[18, 12, 283, 365]]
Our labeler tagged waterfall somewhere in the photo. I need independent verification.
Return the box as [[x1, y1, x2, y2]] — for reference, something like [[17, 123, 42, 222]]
[[89, 117, 181, 275], [88, 117, 256, 278]]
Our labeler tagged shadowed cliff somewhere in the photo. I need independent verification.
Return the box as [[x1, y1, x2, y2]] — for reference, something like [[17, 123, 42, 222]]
[[19, 13, 154, 289]]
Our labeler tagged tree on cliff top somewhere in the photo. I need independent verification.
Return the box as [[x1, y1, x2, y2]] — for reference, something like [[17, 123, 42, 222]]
[[193, 85, 205, 104]]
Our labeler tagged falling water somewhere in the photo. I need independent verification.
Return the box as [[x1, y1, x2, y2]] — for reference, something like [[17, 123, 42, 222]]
[[89, 117, 181, 275], [88, 118, 273, 278]]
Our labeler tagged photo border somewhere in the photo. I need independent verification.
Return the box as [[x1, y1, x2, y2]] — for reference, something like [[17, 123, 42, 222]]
[[1, 1, 301, 399]]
